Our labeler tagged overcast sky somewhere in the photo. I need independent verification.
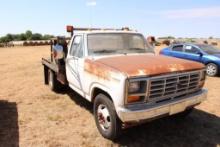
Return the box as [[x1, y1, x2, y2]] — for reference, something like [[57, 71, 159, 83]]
[[0, 0, 220, 38]]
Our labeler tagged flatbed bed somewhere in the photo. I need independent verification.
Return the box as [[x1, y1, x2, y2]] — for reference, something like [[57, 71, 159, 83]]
[[42, 57, 67, 87]]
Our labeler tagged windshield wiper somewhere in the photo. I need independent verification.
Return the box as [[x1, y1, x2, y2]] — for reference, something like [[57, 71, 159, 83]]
[[93, 49, 116, 53]]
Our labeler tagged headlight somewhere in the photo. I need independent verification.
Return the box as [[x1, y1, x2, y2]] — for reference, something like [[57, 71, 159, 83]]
[[128, 82, 140, 93], [127, 80, 147, 104]]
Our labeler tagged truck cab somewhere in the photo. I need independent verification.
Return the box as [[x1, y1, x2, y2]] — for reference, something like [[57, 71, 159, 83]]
[[42, 26, 207, 140], [65, 30, 154, 101]]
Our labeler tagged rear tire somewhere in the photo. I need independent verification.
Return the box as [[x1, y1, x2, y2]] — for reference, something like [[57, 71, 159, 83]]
[[94, 94, 122, 140], [48, 70, 60, 92], [43, 66, 49, 85], [206, 63, 218, 76]]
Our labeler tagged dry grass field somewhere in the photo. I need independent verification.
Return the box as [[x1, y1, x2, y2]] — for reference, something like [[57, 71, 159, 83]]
[[0, 45, 220, 147]]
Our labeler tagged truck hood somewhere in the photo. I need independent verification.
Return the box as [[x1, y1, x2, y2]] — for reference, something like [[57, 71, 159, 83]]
[[92, 54, 204, 77]]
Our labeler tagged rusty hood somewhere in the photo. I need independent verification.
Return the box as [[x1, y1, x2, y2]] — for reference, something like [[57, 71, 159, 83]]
[[89, 54, 205, 78]]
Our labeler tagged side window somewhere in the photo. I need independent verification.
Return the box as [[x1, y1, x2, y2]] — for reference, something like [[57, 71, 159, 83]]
[[185, 45, 199, 54], [172, 45, 183, 52], [70, 36, 84, 58]]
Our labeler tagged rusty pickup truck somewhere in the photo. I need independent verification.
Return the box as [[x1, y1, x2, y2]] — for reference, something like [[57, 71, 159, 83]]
[[42, 26, 207, 140]]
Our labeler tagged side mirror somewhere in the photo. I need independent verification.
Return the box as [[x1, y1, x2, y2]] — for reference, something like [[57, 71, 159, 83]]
[[197, 51, 203, 57]]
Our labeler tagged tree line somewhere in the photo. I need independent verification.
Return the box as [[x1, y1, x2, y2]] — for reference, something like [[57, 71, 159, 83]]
[[0, 30, 54, 43]]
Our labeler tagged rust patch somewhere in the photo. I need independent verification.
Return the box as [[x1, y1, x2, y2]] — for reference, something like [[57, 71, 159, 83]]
[[93, 54, 205, 77], [84, 59, 120, 80]]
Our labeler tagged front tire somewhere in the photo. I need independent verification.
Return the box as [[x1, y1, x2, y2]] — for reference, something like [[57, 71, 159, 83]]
[[206, 63, 218, 76], [94, 94, 122, 140]]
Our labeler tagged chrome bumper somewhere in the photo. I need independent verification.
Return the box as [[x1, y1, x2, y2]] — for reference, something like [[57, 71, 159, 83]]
[[117, 89, 208, 123]]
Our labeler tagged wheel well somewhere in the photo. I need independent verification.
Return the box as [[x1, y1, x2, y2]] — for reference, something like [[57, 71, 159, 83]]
[[205, 62, 219, 70], [205, 62, 218, 66], [92, 88, 112, 103]]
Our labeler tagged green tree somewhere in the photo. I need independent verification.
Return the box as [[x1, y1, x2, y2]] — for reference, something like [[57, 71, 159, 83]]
[[0, 36, 7, 43], [31, 33, 42, 40], [18, 33, 27, 41], [0, 30, 54, 43], [6, 34, 13, 42], [167, 36, 175, 39], [25, 30, 32, 40], [0, 34, 13, 43], [42, 34, 54, 40]]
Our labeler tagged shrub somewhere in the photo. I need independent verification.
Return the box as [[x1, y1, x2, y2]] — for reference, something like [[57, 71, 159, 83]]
[[162, 40, 170, 46], [203, 40, 208, 44], [211, 42, 218, 46]]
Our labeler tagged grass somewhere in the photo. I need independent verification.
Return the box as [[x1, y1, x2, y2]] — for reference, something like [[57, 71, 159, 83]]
[[0, 46, 219, 147]]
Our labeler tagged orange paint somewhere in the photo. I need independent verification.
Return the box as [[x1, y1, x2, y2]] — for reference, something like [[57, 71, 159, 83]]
[[127, 96, 141, 103], [84, 54, 205, 80], [94, 54, 205, 77], [84, 59, 119, 80]]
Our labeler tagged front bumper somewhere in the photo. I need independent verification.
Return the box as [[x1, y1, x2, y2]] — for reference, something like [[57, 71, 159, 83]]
[[117, 89, 208, 123]]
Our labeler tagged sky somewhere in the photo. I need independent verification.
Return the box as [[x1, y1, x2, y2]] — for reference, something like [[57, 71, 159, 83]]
[[0, 0, 220, 38]]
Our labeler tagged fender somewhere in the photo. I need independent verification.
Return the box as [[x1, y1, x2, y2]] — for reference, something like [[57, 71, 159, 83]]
[[89, 82, 114, 102]]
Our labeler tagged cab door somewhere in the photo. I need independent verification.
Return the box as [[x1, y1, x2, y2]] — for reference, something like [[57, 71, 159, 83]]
[[66, 35, 85, 93]]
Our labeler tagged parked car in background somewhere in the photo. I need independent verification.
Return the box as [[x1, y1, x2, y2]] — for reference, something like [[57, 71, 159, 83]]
[[160, 43, 220, 76]]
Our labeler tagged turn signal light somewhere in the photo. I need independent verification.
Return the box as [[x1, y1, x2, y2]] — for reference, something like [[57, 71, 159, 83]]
[[127, 96, 141, 103]]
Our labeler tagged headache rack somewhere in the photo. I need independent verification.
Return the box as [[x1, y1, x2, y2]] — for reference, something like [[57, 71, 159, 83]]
[[66, 25, 131, 36]]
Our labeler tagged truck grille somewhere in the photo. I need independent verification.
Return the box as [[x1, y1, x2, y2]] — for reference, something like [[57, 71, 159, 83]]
[[148, 72, 201, 101], [126, 70, 204, 104]]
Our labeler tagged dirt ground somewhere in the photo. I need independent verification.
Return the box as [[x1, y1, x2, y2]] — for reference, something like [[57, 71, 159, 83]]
[[0, 45, 220, 147]]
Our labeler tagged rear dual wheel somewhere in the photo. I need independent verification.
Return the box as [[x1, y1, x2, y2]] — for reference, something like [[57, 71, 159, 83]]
[[48, 70, 61, 91]]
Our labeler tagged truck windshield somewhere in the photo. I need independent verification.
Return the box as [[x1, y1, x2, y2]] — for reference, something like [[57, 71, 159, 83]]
[[87, 33, 154, 55]]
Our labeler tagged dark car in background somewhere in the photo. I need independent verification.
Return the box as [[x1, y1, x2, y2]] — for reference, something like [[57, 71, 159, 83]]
[[160, 43, 220, 76]]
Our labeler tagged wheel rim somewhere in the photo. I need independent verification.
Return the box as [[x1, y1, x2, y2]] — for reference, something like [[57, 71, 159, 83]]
[[49, 71, 53, 87], [207, 64, 217, 76], [97, 104, 111, 131]]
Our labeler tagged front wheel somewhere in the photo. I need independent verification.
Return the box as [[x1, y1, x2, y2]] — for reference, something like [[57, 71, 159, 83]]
[[206, 63, 218, 76], [94, 94, 122, 140]]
